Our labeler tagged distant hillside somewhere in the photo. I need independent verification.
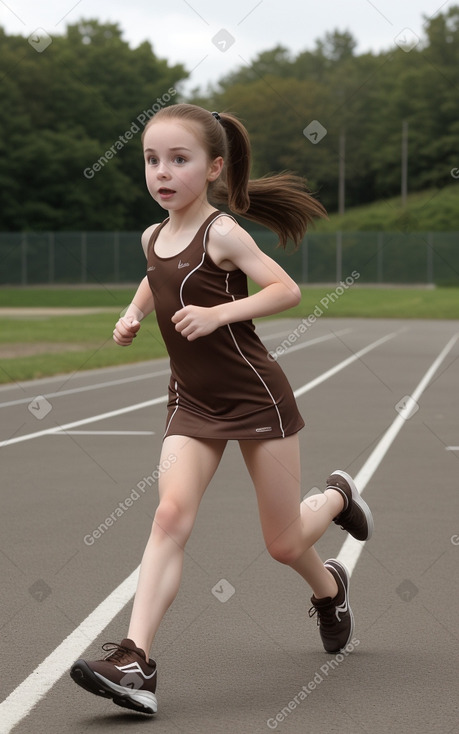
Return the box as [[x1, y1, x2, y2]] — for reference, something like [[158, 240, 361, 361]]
[[315, 185, 459, 233]]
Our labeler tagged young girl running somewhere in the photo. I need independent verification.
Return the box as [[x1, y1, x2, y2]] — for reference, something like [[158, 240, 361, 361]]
[[70, 104, 373, 716]]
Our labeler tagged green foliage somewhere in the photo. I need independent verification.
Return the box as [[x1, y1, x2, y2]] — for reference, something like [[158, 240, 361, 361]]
[[193, 8, 459, 218], [1, 8, 459, 232], [0, 20, 188, 231], [314, 185, 459, 232]]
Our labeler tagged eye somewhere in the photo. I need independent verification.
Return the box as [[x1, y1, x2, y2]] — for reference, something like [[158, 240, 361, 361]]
[[174, 155, 186, 164], [146, 156, 158, 165]]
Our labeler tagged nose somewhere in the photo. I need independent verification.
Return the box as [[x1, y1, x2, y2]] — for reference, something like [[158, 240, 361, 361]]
[[156, 161, 171, 179]]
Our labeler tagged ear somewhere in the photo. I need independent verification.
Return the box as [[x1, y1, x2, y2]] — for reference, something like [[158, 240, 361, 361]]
[[207, 156, 224, 182]]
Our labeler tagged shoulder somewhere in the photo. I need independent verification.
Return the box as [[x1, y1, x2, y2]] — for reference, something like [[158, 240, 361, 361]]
[[141, 223, 162, 258], [208, 214, 251, 245], [207, 215, 259, 268]]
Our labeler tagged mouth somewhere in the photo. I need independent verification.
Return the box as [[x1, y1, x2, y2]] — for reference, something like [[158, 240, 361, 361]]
[[158, 187, 176, 197]]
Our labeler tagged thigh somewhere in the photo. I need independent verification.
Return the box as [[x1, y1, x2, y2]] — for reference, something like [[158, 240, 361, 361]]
[[239, 434, 302, 547], [158, 434, 227, 513]]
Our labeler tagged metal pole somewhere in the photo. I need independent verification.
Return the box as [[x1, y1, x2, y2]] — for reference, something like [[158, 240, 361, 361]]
[[49, 232, 54, 284], [401, 120, 408, 207], [114, 231, 120, 283], [302, 233, 308, 283], [427, 232, 433, 285], [377, 232, 383, 283], [21, 233, 27, 286], [81, 232, 87, 283], [336, 231, 342, 283], [338, 130, 346, 216], [336, 130, 345, 284]]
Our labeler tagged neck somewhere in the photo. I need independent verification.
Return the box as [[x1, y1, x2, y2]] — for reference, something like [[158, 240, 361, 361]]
[[165, 199, 218, 234]]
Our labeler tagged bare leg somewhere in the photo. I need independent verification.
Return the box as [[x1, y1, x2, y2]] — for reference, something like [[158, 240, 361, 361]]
[[239, 434, 344, 599], [128, 435, 226, 654]]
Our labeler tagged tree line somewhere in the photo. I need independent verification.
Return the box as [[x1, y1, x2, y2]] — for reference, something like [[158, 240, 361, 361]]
[[1, 8, 458, 232]]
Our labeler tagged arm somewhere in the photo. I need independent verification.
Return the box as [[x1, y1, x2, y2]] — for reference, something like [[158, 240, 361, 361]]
[[113, 276, 155, 346], [113, 225, 158, 346], [215, 276, 300, 326], [172, 220, 301, 340], [122, 275, 155, 322]]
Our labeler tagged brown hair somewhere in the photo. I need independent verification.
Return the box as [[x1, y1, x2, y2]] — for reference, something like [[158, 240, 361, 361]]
[[142, 103, 327, 249]]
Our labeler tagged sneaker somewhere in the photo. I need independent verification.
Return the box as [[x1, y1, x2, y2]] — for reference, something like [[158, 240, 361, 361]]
[[327, 469, 374, 541], [70, 638, 157, 715], [309, 559, 354, 653]]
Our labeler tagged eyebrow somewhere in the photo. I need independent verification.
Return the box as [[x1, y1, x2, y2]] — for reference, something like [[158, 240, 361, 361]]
[[144, 146, 192, 153]]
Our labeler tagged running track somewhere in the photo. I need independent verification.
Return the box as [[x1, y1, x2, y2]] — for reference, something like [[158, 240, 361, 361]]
[[1, 317, 458, 734]]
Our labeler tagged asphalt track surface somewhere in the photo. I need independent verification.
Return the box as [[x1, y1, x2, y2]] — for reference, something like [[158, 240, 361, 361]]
[[1, 317, 458, 734]]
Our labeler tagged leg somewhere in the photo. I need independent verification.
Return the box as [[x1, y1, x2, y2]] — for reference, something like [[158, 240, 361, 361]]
[[239, 434, 345, 598], [128, 435, 226, 655]]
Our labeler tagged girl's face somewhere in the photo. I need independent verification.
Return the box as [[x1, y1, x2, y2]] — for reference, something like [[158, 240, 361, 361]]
[[143, 119, 223, 212]]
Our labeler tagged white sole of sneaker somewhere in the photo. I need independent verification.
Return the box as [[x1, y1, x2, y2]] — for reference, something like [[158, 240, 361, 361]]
[[94, 671, 158, 714], [70, 661, 157, 715], [331, 469, 374, 540], [324, 558, 355, 651]]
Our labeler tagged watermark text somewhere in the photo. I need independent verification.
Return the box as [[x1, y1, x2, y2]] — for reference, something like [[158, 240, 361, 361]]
[[83, 454, 176, 545], [83, 87, 177, 179], [268, 271, 360, 361], [267, 638, 360, 729]]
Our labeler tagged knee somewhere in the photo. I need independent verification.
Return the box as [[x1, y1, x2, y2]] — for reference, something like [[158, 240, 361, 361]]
[[152, 498, 193, 543], [267, 539, 302, 566]]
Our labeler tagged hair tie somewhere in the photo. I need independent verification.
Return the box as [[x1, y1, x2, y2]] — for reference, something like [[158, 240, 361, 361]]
[[211, 111, 221, 122]]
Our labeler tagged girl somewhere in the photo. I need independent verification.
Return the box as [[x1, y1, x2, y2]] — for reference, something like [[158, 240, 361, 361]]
[[70, 104, 373, 716]]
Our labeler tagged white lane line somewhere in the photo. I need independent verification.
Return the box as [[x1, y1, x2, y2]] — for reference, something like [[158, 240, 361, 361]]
[[293, 331, 400, 398], [445, 446, 459, 451], [259, 326, 352, 343], [0, 324, 346, 410], [257, 327, 300, 341], [0, 329, 400, 731], [0, 326, 347, 409], [0, 568, 140, 734], [271, 328, 352, 358], [0, 369, 171, 409], [0, 329, 358, 449], [55, 431, 155, 436], [0, 396, 168, 449], [337, 332, 459, 575]]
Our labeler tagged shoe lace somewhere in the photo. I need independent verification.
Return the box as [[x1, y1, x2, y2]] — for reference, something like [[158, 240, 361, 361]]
[[101, 642, 134, 664], [308, 603, 336, 628]]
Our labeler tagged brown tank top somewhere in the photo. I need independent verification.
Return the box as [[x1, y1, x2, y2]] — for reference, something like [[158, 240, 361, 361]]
[[146, 211, 304, 440]]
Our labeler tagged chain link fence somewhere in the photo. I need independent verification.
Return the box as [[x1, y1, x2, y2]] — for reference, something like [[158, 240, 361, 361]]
[[0, 230, 458, 285]]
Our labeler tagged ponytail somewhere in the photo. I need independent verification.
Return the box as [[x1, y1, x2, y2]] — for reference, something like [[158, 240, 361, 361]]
[[210, 113, 327, 249], [144, 104, 327, 250]]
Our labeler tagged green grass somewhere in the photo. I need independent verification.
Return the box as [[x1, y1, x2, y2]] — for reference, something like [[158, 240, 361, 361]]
[[0, 313, 168, 384], [314, 184, 459, 233], [286, 286, 459, 320], [0, 287, 136, 308], [1, 286, 458, 384]]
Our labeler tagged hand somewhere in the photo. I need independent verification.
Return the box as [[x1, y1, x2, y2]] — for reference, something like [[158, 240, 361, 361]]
[[113, 315, 141, 346], [171, 305, 220, 341]]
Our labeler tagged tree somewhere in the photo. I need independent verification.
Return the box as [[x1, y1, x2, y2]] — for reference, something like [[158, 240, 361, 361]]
[[0, 20, 188, 230], [316, 30, 357, 62], [2, 6, 459, 230]]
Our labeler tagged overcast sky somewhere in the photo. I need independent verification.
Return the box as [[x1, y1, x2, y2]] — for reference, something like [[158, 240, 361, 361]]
[[1, 0, 453, 90]]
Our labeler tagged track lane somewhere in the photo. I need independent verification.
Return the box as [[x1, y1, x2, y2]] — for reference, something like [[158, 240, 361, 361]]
[[0, 318, 458, 734]]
